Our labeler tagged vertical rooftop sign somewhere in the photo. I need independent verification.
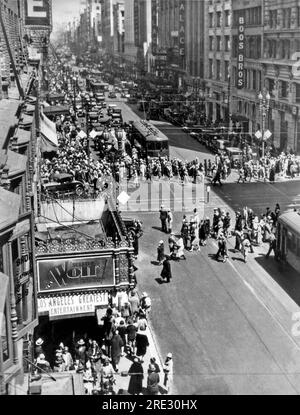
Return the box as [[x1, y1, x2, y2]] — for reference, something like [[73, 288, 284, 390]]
[[237, 12, 245, 89], [24, 0, 51, 27], [179, 0, 185, 57]]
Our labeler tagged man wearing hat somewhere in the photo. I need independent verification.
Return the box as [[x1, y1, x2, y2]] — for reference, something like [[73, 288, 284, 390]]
[[157, 240, 165, 265], [35, 338, 45, 358], [36, 353, 51, 374], [160, 256, 172, 283], [163, 353, 173, 394], [159, 205, 168, 233], [147, 364, 160, 395]]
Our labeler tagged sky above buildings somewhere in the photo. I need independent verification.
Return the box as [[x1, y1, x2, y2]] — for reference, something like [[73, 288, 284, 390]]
[[52, 0, 82, 30]]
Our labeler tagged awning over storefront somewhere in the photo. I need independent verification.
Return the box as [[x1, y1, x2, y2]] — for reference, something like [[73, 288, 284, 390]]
[[40, 113, 58, 153], [0, 187, 21, 229], [16, 128, 30, 146], [19, 114, 33, 128], [6, 150, 27, 177], [43, 105, 70, 117]]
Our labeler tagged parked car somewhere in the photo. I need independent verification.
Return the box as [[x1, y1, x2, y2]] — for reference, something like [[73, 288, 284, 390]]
[[42, 173, 85, 197]]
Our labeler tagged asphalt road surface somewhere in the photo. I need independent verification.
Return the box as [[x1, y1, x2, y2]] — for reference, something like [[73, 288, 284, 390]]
[[105, 95, 300, 394], [134, 212, 300, 395]]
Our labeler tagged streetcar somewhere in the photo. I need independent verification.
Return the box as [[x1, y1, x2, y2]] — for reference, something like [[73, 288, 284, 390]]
[[131, 120, 169, 158], [277, 211, 300, 273]]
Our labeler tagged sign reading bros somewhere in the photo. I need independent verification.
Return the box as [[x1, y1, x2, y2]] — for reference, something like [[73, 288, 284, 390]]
[[237, 15, 245, 89], [25, 0, 51, 27]]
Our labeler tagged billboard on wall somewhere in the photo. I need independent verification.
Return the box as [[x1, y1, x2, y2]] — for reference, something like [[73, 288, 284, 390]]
[[24, 0, 51, 27], [37, 256, 114, 293], [237, 13, 245, 89]]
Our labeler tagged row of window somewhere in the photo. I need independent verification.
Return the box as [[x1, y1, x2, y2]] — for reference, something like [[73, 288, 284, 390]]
[[232, 7, 262, 27], [268, 7, 300, 29], [232, 35, 261, 59], [264, 38, 300, 60], [231, 67, 262, 92], [209, 35, 231, 52], [209, 59, 230, 81], [208, 10, 231, 28]]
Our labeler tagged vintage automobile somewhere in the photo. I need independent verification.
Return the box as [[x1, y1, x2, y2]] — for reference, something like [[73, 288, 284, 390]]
[[41, 173, 85, 198], [108, 91, 117, 99]]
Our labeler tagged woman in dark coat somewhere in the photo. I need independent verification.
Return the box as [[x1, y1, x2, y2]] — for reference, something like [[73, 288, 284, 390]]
[[135, 329, 149, 359], [160, 257, 172, 283], [128, 357, 144, 395], [110, 330, 124, 372]]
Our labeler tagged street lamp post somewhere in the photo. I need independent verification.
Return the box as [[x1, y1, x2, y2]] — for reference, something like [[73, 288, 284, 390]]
[[73, 76, 77, 114], [258, 90, 271, 158]]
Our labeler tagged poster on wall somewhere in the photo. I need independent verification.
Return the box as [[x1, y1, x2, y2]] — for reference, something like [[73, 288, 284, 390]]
[[24, 0, 51, 27], [37, 256, 114, 293]]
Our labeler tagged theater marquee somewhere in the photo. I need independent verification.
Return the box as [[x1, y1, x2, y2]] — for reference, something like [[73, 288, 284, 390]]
[[37, 256, 114, 293], [25, 0, 51, 27], [38, 291, 109, 318], [179, 0, 186, 56]]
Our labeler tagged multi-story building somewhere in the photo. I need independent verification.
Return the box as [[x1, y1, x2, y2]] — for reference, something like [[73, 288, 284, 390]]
[[261, 0, 300, 153], [123, 0, 151, 73], [204, 0, 232, 123], [113, 1, 125, 54], [230, 0, 264, 136], [0, 0, 52, 395]]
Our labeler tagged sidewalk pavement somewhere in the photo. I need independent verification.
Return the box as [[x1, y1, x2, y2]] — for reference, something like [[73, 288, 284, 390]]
[[112, 318, 172, 395]]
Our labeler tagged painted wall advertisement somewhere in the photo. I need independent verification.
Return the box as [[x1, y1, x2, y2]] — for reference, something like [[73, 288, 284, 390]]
[[37, 256, 114, 293], [179, 0, 185, 56], [37, 291, 109, 318], [237, 13, 245, 89], [24, 0, 51, 27]]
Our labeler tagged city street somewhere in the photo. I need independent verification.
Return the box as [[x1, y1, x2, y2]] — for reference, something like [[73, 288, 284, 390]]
[[112, 98, 300, 395], [133, 211, 300, 395]]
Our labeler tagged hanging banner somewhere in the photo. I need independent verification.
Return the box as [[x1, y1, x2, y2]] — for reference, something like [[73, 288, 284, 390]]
[[37, 291, 109, 317], [24, 0, 51, 27], [151, 0, 158, 55], [237, 13, 245, 89], [179, 0, 186, 56]]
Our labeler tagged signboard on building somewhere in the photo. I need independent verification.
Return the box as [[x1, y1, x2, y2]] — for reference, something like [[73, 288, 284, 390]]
[[151, 0, 158, 55], [37, 291, 109, 318], [24, 0, 51, 27], [37, 256, 114, 293], [237, 13, 245, 89], [179, 0, 186, 56]]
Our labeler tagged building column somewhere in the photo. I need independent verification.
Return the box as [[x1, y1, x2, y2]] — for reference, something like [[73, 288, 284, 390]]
[[8, 242, 18, 365]]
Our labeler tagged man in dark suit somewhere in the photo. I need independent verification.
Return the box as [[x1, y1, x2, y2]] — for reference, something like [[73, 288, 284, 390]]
[[160, 257, 172, 283]]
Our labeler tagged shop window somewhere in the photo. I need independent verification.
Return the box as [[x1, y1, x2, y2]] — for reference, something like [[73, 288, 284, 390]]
[[216, 36, 221, 51], [281, 81, 288, 99], [1, 306, 9, 363], [209, 13, 213, 28], [209, 36, 214, 51], [224, 36, 230, 52], [224, 10, 230, 27]]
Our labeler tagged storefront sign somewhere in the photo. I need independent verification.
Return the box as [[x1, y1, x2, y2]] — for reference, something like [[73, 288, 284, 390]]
[[151, 0, 158, 55], [237, 14, 245, 89], [179, 0, 186, 56], [25, 0, 51, 27], [37, 291, 109, 317], [37, 256, 114, 293]]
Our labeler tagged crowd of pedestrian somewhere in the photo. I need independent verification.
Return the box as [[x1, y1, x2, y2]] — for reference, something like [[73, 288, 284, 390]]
[[33, 290, 172, 395]]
